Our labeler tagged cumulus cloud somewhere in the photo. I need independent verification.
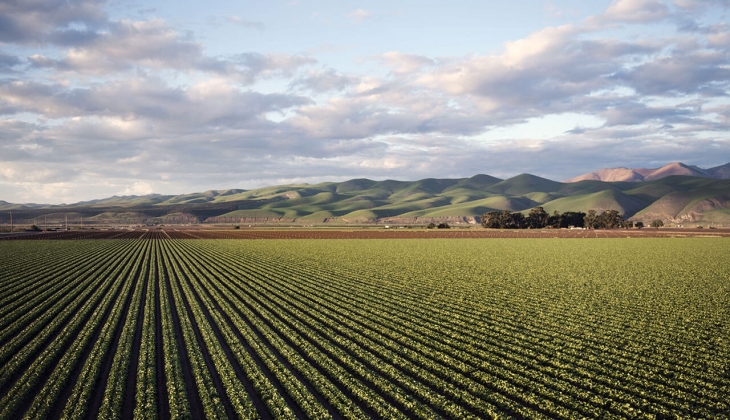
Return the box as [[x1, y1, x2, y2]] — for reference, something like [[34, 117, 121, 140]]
[[227, 53, 317, 84], [378, 52, 434, 74], [24, 17, 314, 82], [612, 50, 730, 95], [419, 24, 590, 99], [289, 68, 359, 92], [0, 0, 107, 45], [0, 77, 311, 128], [120, 181, 156, 196], [26, 19, 205, 74], [600, 102, 693, 126], [415, 25, 667, 124], [602, 0, 671, 22]]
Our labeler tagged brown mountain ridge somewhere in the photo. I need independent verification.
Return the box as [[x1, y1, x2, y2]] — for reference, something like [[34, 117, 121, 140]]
[[565, 162, 730, 183]]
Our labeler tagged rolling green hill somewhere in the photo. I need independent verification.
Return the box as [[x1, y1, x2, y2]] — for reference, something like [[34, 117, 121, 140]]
[[2, 175, 729, 226], [539, 189, 647, 217]]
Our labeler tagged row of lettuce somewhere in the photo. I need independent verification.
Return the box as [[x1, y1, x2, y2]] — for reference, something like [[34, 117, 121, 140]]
[[0, 238, 726, 419]]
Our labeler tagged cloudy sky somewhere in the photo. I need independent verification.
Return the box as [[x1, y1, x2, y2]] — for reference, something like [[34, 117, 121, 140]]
[[1, 0, 729, 204]]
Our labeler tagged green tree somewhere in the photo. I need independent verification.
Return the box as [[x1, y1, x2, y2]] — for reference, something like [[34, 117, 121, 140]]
[[547, 210, 561, 228], [635, 221, 644, 229], [597, 210, 623, 229], [437, 222, 450, 229], [480, 211, 502, 228], [502, 210, 524, 229], [526, 206, 549, 229], [650, 219, 664, 228], [584, 210, 598, 229], [561, 211, 586, 228]]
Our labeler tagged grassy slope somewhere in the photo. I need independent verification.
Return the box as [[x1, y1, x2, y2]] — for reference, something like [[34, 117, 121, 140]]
[[615, 177, 725, 220], [541, 189, 648, 217]]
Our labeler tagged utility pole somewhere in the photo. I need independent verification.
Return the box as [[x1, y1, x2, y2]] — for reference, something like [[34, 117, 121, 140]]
[[65, 214, 68, 231], [81, 216, 83, 230], [9, 210, 12, 233], [45, 214, 47, 232]]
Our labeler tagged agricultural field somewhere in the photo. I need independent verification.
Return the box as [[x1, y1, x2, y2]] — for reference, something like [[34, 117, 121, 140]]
[[0, 237, 728, 419]]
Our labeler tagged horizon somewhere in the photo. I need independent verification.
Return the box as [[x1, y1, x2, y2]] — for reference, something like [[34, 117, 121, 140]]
[[2, 1, 730, 204]]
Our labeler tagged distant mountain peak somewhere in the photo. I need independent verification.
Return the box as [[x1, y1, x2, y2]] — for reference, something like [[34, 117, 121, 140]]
[[707, 162, 730, 179], [565, 161, 726, 183]]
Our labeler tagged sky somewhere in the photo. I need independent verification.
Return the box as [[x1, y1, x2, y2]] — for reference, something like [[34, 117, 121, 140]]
[[1, 0, 730, 204]]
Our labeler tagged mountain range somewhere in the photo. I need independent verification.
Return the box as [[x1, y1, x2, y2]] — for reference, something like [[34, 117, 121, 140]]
[[565, 161, 730, 182], [1, 161, 729, 226]]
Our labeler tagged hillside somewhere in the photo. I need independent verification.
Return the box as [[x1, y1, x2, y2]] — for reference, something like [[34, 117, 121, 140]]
[[2, 174, 729, 226]]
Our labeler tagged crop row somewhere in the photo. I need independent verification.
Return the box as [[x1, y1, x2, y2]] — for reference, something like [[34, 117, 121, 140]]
[[237, 247, 722, 415], [0, 238, 727, 419], [0, 240, 147, 418]]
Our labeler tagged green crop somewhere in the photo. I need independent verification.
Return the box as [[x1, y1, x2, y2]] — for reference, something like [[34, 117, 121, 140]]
[[0, 237, 727, 419]]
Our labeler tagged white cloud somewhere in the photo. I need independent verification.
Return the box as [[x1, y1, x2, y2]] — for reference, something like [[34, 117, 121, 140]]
[[120, 181, 156, 196], [378, 52, 434, 74], [347, 9, 372, 23], [229, 52, 317, 84], [25, 18, 204, 74], [289, 68, 359, 92], [25, 17, 315, 82], [603, 0, 671, 22]]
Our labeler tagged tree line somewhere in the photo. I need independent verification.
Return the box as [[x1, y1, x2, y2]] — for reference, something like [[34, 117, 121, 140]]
[[481, 207, 642, 229]]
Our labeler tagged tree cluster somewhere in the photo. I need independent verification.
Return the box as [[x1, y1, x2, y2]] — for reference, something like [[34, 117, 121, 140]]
[[583, 209, 626, 229], [481, 207, 631, 229], [426, 222, 451, 229]]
